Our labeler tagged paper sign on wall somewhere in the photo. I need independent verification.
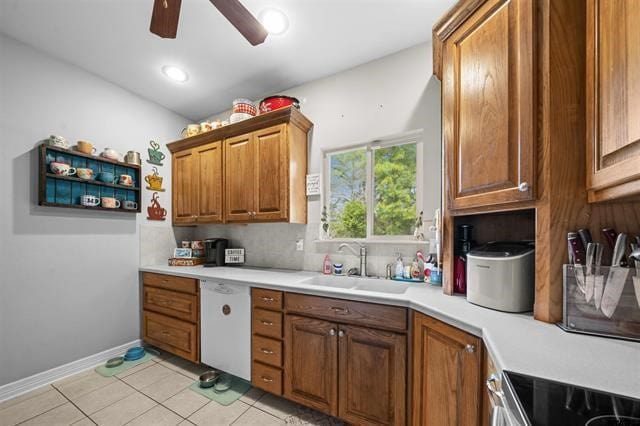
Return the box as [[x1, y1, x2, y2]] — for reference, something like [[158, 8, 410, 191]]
[[306, 174, 321, 196]]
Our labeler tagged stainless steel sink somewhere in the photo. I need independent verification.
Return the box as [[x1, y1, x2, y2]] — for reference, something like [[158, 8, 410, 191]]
[[352, 280, 410, 294]]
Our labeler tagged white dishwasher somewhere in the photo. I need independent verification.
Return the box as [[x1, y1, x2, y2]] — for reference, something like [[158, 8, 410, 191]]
[[200, 279, 251, 381]]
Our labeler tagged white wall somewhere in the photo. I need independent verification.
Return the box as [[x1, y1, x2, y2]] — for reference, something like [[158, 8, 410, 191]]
[[0, 34, 188, 386], [197, 42, 441, 275]]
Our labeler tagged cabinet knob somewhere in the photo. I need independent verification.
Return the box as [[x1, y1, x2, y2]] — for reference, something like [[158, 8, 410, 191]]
[[329, 328, 336, 336], [338, 330, 345, 337], [464, 344, 475, 353], [518, 182, 529, 192]]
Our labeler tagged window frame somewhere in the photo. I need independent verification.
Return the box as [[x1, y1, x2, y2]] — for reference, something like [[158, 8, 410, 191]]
[[322, 129, 424, 241]]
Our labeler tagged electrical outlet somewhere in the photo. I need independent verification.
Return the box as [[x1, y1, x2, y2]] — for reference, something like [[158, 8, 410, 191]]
[[296, 239, 304, 251]]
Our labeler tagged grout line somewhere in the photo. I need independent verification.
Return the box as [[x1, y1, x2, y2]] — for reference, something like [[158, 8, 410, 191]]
[[0, 385, 52, 413], [14, 388, 69, 425]]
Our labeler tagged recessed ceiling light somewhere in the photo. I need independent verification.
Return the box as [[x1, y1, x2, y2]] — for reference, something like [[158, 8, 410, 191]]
[[259, 8, 289, 35], [162, 65, 189, 83]]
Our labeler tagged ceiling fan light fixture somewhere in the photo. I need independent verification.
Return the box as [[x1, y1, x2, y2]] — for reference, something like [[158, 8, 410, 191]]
[[161, 65, 189, 83], [259, 8, 289, 35]]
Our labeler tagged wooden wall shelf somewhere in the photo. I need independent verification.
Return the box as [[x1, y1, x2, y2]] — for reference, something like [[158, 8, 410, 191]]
[[38, 144, 142, 213]]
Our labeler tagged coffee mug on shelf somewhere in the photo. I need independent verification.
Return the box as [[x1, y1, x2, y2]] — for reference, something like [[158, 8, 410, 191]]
[[80, 195, 100, 207], [47, 135, 69, 149], [121, 200, 138, 210], [118, 174, 133, 186], [181, 124, 200, 138], [124, 151, 141, 165], [200, 122, 213, 133], [76, 168, 94, 180], [96, 171, 116, 184], [76, 140, 96, 155], [50, 162, 76, 176], [181, 241, 191, 248], [101, 197, 121, 209]]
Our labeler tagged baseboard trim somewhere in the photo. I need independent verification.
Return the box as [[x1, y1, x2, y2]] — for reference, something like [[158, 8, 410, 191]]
[[0, 339, 142, 403]]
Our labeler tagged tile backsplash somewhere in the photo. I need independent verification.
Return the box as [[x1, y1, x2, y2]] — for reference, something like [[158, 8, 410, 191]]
[[192, 223, 430, 277]]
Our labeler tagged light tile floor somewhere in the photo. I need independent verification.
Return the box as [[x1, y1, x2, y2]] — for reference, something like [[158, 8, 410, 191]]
[[0, 351, 344, 426]]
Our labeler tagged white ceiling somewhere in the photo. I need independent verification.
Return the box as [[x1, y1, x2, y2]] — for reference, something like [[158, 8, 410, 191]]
[[0, 0, 454, 121]]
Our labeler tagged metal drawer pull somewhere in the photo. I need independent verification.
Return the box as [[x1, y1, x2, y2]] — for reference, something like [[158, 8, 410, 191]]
[[329, 329, 336, 336], [261, 376, 273, 383], [260, 320, 274, 326], [261, 297, 275, 302], [260, 348, 274, 354], [329, 306, 349, 314], [464, 344, 475, 353], [338, 330, 345, 337]]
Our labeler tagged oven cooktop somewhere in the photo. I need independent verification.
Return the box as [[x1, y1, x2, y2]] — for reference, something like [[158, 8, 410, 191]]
[[503, 371, 640, 426]]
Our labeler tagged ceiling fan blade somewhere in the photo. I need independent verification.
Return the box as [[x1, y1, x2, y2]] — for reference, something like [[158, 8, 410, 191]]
[[150, 0, 182, 39], [208, 0, 268, 46]]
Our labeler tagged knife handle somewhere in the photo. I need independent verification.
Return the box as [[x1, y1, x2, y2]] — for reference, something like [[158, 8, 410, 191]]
[[568, 233, 586, 265], [602, 228, 617, 250], [578, 228, 593, 250]]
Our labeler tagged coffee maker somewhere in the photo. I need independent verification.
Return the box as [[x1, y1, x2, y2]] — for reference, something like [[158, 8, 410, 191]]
[[204, 238, 228, 267]]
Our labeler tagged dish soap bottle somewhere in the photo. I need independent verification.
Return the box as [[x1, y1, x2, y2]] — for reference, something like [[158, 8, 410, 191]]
[[394, 253, 404, 279], [410, 257, 420, 280], [323, 254, 332, 275]]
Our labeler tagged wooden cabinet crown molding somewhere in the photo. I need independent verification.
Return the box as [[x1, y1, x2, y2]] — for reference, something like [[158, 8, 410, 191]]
[[166, 106, 313, 153]]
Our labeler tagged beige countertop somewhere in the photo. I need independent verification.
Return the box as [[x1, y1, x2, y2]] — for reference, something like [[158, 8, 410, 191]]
[[140, 264, 640, 399]]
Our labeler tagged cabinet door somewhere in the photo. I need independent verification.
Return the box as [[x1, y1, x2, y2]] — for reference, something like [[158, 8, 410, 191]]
[[443, 0, 534, 211], [412, 312, 481, 426], [172, 149, 196, 224], [284, 315, 338, 416], [253, 125, 288, 221], [194, 141, 223, 223], [224, 133, 254, 222], [586, 0, 640, 201], [338, 325, 406, 426]]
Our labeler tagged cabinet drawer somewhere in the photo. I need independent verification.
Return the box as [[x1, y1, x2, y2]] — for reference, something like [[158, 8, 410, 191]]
[[252, 362, 282, 395], [252, 288, 283, 311], [252, 309, 283, 339], [252, 335, 282, 367], [143, 286, 198, 323], [285, 293, 407, 332], [143, 272, 198, 295], [143, 311, 198, 363]]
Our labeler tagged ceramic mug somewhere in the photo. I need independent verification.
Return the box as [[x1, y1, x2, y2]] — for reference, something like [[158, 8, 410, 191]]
[[96, 171, 116, 184], [145, 174, 163, 190], [125, 151, 141, 165], [200, 122, 213, 133], [50, 162, 76, 176], [101, 148, 120, 160], [191, 240, 205, 250], [80, 194, 100, 207], [77, 140, 96, 155], [47, 135, 69, 149], [181, 124, 200, 138], [101, 197, 121, 209], [76, 168, 94, 180], [118, 174, 133, 186], [181, 241, 191, 248], [121, 200, 138, 210]]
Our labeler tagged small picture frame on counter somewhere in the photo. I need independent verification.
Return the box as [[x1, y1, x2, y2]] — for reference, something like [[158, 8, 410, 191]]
[[173, 248, 192, 258]]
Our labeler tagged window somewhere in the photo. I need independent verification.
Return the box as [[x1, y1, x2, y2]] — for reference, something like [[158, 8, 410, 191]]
[[324, 130, 422, 239]]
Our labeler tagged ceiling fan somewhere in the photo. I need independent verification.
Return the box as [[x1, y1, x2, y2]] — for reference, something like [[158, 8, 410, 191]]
[[150, 0, 268, 46]]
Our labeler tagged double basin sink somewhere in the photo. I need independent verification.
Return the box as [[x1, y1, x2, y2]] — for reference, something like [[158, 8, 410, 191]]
[[299, 275, 411, 294]]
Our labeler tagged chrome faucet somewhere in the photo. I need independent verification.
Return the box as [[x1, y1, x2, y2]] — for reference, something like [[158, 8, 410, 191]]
[[338, 241, 367, 277]]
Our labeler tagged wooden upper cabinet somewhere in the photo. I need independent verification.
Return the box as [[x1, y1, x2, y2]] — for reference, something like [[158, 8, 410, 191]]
[[194, 141, 223, 223], [284, 315, 338, 416], [412, 312, 482, 426], [338, 325, 406, 426], [224, 133, 254, 222], [586, 0, 640, 202], [254, 125, 288, 221], [442, 0, 534, 211], [172, 149, 196, 224]]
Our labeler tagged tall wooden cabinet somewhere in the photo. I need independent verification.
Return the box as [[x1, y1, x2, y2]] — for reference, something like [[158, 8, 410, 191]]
[[411, 311, 482, 426], [586, 0, 640, 202], [442, 0, 534, 212], [168, 107, 312, 225]]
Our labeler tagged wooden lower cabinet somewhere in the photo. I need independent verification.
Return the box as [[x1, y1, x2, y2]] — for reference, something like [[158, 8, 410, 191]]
[[411, 312, 482, 426], [143, 311, 198, 363], [284, 315, 338, 416], [338, 325, 406, 426]]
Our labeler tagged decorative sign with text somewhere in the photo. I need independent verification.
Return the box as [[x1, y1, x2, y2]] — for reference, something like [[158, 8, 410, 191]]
[[306, 174, 321, 196]]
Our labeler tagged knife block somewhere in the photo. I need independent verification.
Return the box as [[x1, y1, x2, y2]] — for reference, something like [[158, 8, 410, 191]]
[[561, 265, 640, 342]]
